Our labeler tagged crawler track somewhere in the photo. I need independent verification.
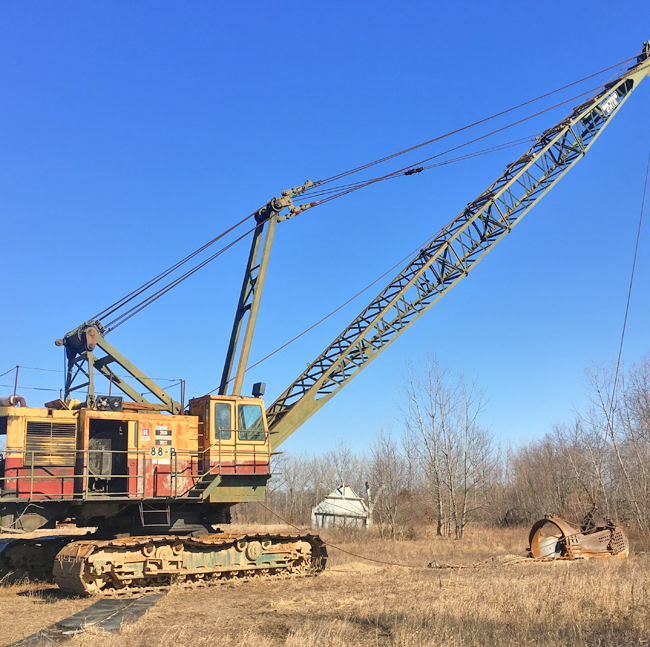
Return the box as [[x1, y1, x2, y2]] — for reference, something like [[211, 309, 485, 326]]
[[0, 535, 79, 583], [53, 531, 327, 595]]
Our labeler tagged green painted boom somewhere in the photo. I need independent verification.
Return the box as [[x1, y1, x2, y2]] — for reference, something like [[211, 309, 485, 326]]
[[266, 43, 650, 450]]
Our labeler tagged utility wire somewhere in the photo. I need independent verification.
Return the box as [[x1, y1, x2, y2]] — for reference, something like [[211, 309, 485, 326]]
[[0, 384, 61, 393], [10, 365, 60, 373], [0, 365, 182, 382], [0, 367, 17, 379]]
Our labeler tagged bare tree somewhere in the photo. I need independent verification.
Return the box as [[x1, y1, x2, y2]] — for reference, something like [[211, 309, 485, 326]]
[[584, 363, 644, 529], [401, 354, 494, 538], [369, 427, 408, 539], [496, 355, 650, 531], [401, 358, 446, 535]]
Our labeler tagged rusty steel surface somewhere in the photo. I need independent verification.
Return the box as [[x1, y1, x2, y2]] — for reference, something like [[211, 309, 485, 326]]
[[0, 399, 270, 504], [53, 531, 327, 595], [528, 513, 629, 561]]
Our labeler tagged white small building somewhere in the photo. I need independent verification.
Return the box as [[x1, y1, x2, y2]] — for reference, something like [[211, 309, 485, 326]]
[[311, 485, 370, 529]]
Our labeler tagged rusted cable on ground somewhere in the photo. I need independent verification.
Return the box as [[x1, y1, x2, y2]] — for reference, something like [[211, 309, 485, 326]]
[[428, 554, 555, 570], [256, 501, 422, 569], [256, 502, 551, 571]]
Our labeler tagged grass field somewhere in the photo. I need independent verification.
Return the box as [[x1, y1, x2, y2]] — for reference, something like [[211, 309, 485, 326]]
[[1, 525, 649, 646]]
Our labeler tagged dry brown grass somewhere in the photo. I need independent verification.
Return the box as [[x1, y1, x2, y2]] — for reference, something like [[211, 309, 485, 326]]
[[2, 525, 649, 647]]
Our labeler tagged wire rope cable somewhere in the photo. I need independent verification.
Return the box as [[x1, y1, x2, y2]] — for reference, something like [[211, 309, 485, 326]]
[[209, 72, 643, 386], [101, 93, 582, 333], [593, 145, 650, 504], [92, 211, 258, 323], [210, 222, 448, 392], [88, 52, 641, 332], [104, 222, 260, 332], [308, 85, 609, 207], [100, 130, 535, 334], [305, 55, 637, 188], [301, 134, 539, 200]]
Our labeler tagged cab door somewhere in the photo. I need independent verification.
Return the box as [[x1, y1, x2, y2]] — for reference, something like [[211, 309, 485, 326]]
[[204, 401, 235, 475]]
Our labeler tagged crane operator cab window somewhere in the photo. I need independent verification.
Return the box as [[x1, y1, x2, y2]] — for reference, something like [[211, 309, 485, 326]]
[[213, 402, 231, 440], [237, 404, 265, 441]]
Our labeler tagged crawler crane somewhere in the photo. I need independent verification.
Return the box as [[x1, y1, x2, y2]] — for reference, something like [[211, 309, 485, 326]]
[[1, 43, 649, 594]]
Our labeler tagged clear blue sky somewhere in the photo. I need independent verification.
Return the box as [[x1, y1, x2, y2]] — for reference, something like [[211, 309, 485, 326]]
[[1, 1, 649, 455]]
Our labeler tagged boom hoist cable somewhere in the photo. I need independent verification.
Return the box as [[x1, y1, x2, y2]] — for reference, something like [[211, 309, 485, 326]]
[[307, 55, 639, 188], [84, 83, 610, 337], [103, 132, 539, 335], [86, 53, 638, 332], [57, 45, 649, 412], [264, 44, 650, 448], [92, 212, 258, 325]]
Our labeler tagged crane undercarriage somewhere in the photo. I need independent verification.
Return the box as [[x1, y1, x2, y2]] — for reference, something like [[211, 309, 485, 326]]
[[1, 42, 649, 598], [54, 531, 327, 595]]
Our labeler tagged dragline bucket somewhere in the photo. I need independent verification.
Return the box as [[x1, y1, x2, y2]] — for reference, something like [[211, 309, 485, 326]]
[[528, 514, 629, 560]]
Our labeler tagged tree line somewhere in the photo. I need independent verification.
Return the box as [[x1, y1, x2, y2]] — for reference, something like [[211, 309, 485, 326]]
[[234, 352, 650, 540]]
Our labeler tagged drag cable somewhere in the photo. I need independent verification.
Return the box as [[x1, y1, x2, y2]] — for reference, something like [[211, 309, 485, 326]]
[[256, 501, 421, 569]]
